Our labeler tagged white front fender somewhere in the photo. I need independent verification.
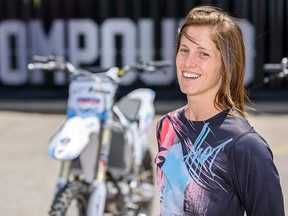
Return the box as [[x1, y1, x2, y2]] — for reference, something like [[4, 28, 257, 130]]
[[48, 116, 100, 160]]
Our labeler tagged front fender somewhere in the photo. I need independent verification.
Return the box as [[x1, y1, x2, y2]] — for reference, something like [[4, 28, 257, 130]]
[[48, 116, 100, 160]]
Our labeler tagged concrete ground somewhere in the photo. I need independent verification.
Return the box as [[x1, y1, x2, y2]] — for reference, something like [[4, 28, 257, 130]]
[[0, 100, 287, 215]]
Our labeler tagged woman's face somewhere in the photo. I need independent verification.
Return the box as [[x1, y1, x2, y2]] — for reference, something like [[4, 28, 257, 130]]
[[176, 25, 222, 101]]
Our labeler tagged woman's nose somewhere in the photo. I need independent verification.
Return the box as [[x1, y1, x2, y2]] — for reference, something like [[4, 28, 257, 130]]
[[185, 53, 197, 68]]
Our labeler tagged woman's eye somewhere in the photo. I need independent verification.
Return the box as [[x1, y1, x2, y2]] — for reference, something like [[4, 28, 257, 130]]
[[179, 48, 189, 53], [200, 52, 209, 57]]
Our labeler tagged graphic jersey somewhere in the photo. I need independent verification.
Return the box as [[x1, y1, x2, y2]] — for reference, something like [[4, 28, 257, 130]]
[[155, 106, 284, 216]]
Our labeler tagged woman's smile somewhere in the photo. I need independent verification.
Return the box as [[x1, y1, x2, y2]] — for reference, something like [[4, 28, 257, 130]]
[[183, 71, 201, 79]]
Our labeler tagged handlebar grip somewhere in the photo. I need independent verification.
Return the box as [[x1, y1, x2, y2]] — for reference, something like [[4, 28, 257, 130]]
[[148, 60, 172, 67], [263, 63, 282, 73], [27, 62, 65, 71], [27, 63, 52, 70]]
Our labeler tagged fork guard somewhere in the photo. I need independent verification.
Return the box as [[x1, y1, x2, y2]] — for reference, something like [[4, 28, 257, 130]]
[[48, 116, 101, 160]]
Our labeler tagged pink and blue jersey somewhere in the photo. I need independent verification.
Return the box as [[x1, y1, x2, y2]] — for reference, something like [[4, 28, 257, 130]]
[[155, 106, 284, 216]]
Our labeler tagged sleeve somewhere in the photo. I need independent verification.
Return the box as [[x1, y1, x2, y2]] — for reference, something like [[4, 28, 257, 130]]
[[230, 132, 285, 216], [154, 116, 167, 188], [154, 114, 179, 191]]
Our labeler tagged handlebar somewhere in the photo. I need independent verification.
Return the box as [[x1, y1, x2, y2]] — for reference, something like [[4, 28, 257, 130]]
[[122, 60, 172, 73], [263, 64, 282, 73], [28, 55, 171, 77], [263, 57, 288, 84]]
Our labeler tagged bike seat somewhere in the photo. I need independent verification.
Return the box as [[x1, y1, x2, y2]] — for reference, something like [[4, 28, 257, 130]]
[[115, 97, 141, 122]]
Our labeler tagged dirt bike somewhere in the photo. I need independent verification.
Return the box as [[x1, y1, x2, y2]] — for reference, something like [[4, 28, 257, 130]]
[[28, 55, 171, 216]]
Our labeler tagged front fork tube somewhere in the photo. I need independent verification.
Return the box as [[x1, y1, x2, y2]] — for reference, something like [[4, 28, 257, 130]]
[[55, 160, 72, 193], [87, 118, 113, 216], [96, 125, 113, 181]]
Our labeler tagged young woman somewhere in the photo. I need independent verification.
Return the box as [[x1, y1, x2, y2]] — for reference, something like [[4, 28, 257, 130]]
[[155, 5, 285, 216]]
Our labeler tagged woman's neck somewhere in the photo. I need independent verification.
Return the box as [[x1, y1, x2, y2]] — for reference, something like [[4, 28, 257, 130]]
[[185, 96, 221, 121]]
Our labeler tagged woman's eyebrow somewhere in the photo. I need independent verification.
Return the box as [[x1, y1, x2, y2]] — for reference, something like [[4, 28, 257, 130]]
[[185, 35, 210, 51]]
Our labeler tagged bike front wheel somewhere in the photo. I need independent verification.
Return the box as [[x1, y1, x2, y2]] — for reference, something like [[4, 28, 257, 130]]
[[49, 181, 90, 216]]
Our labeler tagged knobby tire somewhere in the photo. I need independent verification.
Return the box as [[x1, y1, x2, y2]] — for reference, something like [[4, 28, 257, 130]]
[[49, 181, 90, 216]]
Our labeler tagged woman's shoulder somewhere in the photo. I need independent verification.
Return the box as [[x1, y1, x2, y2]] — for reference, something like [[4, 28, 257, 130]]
[[217, 111, 271, 156], [157, 105, 186, 124], [223, 110, 254, 134], [232, 131, 272, 156]]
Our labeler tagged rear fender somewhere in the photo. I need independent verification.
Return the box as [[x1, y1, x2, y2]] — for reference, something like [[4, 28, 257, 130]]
[[48, 116, 100, 160]]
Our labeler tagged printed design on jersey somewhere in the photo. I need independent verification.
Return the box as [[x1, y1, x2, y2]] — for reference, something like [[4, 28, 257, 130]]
[[156, 110, 233, 214], [181, 121, 233, 192]]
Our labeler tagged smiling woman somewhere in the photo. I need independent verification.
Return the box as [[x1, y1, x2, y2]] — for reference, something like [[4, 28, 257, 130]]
[[176, 25, 222, 120], [155, 5, 285, 216]]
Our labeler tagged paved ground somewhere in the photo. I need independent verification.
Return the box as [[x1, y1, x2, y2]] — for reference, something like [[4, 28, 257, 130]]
[[0, 100, 287, 215]]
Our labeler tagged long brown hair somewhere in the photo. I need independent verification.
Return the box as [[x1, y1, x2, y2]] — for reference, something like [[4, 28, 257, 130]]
[[176, 5, 250, 118]]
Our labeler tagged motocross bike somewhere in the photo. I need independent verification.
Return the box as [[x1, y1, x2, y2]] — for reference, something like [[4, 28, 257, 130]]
[[28, 55, 171, 216]]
